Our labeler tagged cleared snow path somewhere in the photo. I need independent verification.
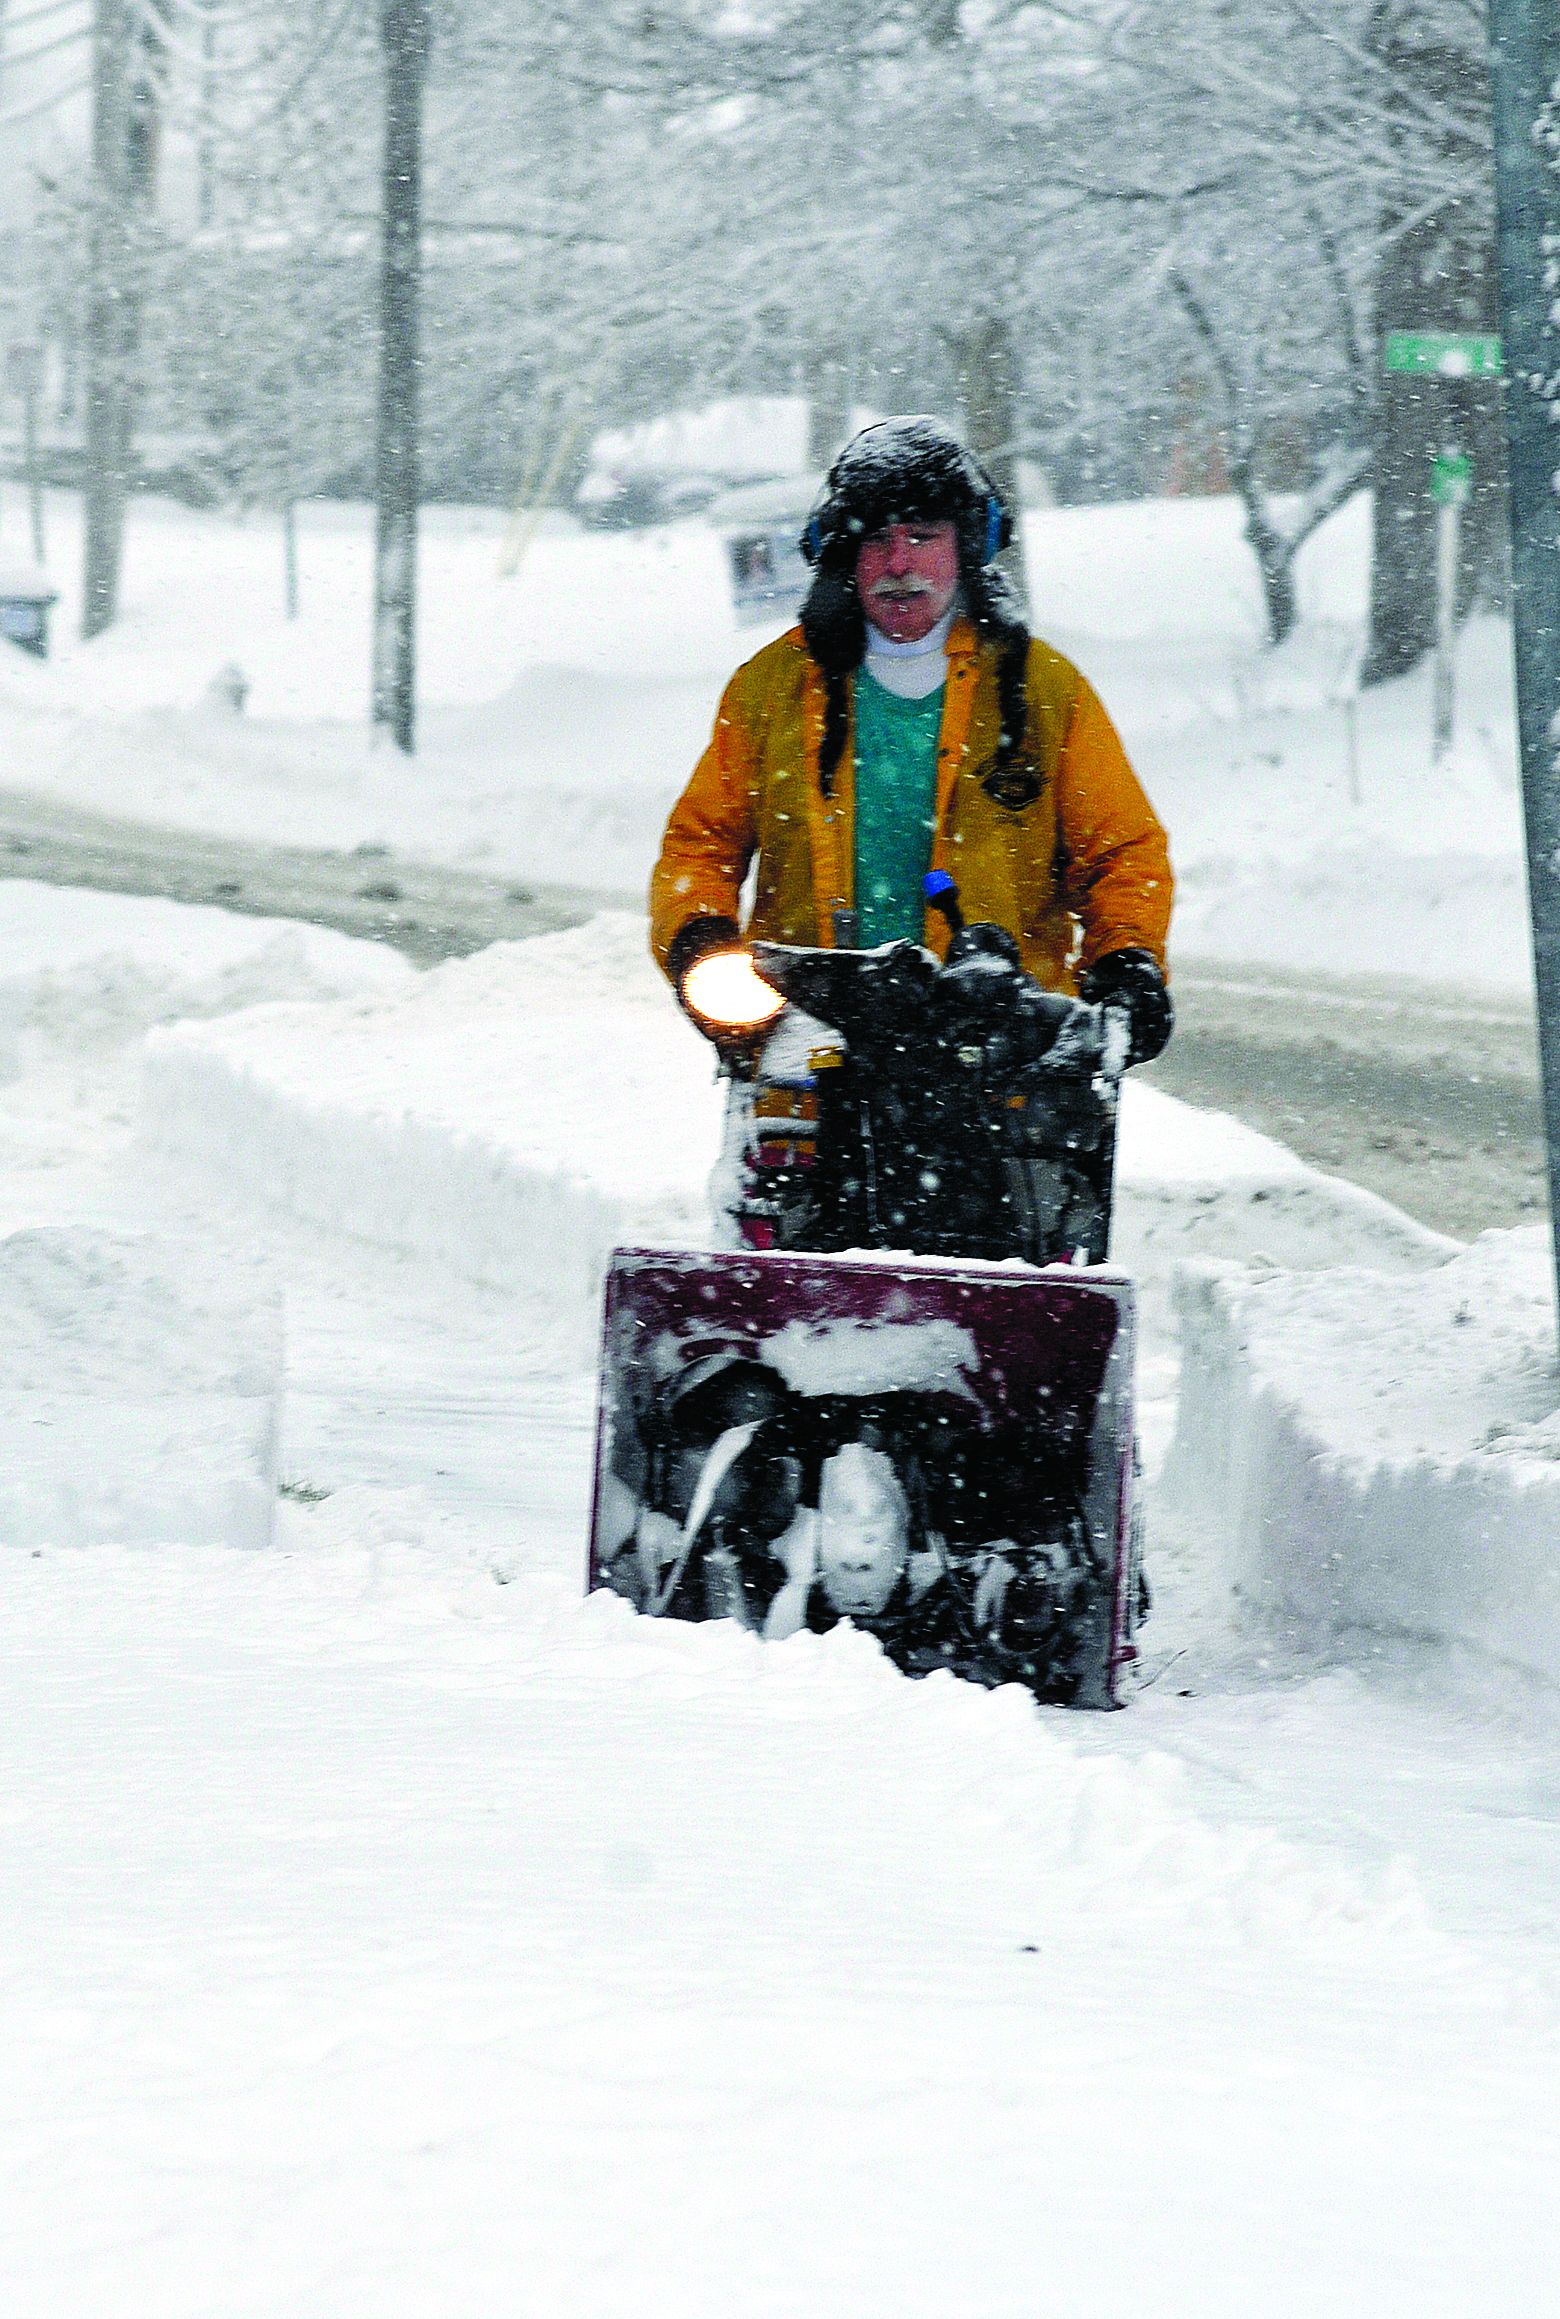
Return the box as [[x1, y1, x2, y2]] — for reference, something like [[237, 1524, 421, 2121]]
[[1, 894, 1558, 2313]]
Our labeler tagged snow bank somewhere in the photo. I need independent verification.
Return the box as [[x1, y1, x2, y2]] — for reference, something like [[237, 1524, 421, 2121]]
[[142, 912, 1450, 1373], [141, 915, 724, 1355], [1114, 1080, 1454, 1287], [1162, 1227, 1560, 1685], [0, 878, 411, 1066], [0, 1226, 282, 1549]]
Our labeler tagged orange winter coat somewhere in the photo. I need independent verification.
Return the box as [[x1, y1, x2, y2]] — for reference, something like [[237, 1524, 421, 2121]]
[[651, 616, 1172, 991]]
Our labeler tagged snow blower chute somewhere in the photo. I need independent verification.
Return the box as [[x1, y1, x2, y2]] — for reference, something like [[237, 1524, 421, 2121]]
[[589, 880, 1143, 1707]]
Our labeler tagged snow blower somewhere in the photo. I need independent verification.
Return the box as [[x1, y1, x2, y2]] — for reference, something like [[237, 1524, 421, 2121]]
[[588, 879, 1143, 1707]]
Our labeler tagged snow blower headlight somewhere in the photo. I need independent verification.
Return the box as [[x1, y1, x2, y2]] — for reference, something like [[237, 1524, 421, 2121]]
[[683, 949, 786, 1032]]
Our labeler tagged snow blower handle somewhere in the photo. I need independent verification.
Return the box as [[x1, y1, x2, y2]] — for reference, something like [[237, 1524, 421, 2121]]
[[923, 877, 1135, 1090]]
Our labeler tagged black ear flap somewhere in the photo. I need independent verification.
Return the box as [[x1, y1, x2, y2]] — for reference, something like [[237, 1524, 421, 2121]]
[[800, 558, 866, 681]]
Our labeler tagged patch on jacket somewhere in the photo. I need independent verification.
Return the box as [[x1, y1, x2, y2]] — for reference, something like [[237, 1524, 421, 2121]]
[[974, 753, 1045, 810]]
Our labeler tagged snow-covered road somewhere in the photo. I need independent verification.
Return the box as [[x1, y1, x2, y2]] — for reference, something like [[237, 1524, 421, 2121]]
[[0, 780, 612, 964]]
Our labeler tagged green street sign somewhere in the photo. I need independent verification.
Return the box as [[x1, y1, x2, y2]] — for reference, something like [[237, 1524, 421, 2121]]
[[1430, 450, 1473, 506], [1384, 330, 1503, 379]]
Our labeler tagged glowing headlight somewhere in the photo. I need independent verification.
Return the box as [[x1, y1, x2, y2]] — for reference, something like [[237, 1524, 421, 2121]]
[[683, 950, 785, 1030]]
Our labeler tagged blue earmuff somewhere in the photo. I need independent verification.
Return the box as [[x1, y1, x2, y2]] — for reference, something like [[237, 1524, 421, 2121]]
[[982, 496, 1003, 564]]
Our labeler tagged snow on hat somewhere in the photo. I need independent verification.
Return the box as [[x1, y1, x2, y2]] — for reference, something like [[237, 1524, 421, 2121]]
[[800, 415, 1012, 570]]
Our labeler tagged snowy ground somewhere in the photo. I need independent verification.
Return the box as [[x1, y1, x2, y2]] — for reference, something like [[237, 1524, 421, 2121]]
[[0, 883, 1556, 2313], [0, 489, 1556, 2310]]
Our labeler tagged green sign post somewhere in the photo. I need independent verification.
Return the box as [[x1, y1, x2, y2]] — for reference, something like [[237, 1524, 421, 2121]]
[[1384, 331, 1504, 379], [1379, 338, 1494, 757], [1430, 447, 1471, 759]]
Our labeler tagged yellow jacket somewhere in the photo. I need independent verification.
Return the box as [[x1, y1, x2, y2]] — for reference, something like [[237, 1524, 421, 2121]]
[[651, 616, 1172, 990]]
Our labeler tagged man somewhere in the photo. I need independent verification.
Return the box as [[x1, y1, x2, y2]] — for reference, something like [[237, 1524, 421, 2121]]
[[651, 414, 1173, 1063]]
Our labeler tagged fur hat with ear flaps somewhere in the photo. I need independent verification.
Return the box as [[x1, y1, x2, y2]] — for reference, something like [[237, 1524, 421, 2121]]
[[797, 416, 1031, 798]]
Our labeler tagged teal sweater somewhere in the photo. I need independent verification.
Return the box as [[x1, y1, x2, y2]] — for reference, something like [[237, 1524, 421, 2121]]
[[852, 669, 944, 946]]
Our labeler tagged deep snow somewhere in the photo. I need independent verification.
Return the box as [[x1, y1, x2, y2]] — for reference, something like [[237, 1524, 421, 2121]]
[[1167, 1230, 1560, 1687]]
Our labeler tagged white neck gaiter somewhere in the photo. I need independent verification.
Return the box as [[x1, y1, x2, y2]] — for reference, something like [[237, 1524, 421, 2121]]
[[862, 604, 955, 700]]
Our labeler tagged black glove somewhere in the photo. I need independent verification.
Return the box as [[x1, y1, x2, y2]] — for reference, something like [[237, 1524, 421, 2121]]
[[666, 912, 741, 1000], [666, 912, 769, 1076], [1079, 948, 1173, 1066]]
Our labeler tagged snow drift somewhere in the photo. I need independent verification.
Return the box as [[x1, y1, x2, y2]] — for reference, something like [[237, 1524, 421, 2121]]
[[0, 878, 412, 1072]]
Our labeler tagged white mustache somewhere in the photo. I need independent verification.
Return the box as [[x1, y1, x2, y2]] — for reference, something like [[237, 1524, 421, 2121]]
[[866, 575, 936, 600]]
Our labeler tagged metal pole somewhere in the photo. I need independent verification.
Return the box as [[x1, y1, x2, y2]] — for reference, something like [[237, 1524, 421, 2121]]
[[22, 368, 45, 566], [1431, 487, 1460, 760], [1487, 0, 1560, 1330], [1342, 696, 1361, 806], [283, 499, 299, 620], [371, 0, 429, 754], [197, 0, 215, 230], [82, 0, 130, 640]]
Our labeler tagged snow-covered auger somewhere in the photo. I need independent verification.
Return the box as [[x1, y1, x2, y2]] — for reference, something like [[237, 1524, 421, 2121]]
[[588, 879, 1143, 1707]]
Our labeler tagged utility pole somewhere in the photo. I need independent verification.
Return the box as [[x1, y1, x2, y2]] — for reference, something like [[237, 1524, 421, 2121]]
[[82, 0, 131, 639], [1486, 0, 1560, 1328], [372, 0, 430, 754]]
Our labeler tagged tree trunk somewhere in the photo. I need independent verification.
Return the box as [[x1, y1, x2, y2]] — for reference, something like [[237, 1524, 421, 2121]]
[[82, 0, 160, 641], [1364, 8, 1501, 684], [950, 312, 1028, 609], [1239, 485, 1300, 644]]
